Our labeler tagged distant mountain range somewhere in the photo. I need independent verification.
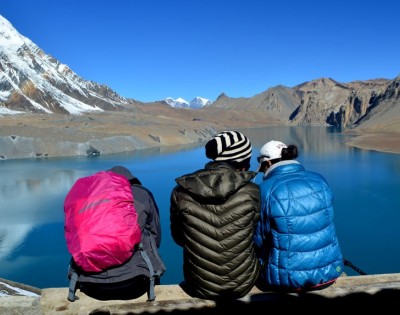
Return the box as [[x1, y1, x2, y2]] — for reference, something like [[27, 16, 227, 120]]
[[163, 96, 212, 109], [1, 14, 400, 134]]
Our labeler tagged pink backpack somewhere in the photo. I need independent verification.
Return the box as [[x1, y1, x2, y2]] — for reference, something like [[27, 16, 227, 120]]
[[64, 171, 141, 273]]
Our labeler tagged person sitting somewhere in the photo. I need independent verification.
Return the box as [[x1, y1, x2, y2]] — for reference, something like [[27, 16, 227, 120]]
[[254, 140, 344, 292], [66, 166, 166, 301], [170, 131, 261, 300]]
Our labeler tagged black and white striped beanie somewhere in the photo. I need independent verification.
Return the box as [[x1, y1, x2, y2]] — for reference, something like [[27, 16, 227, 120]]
[[205, 131, 252, 163]]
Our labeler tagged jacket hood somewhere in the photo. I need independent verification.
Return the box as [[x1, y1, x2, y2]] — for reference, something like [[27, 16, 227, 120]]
[[107, 166, 142, 185], [175, 162, 257, 201]]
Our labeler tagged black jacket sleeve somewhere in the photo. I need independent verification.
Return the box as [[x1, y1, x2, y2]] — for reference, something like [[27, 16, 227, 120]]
[[132, 185, 162, 247]]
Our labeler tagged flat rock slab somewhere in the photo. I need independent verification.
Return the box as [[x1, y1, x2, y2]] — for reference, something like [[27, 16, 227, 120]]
[[40, 274, 400, 314]]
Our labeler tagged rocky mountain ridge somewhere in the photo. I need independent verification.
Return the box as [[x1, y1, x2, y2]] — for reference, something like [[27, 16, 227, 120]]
[[208, 76, 400, 132]]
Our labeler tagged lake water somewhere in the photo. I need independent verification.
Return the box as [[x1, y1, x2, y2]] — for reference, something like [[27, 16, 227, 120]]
[[1, 126, 400, 289]]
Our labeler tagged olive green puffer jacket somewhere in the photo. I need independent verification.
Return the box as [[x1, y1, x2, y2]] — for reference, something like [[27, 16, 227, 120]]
[[170, 161, 261, 299]]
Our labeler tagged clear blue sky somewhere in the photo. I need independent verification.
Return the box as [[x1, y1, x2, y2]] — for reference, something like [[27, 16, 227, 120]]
[[2, 0, 399, 102]]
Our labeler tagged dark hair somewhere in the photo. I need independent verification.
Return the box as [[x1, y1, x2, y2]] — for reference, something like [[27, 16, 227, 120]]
[[281, 144, 298, 160], [228, 157, 251, 171]]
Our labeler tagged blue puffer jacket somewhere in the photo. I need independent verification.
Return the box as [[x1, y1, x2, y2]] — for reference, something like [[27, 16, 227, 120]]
[[254, 160, 344, 291]]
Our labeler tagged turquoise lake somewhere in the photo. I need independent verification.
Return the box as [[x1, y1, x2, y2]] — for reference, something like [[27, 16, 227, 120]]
[[1, 126, 399, 288]]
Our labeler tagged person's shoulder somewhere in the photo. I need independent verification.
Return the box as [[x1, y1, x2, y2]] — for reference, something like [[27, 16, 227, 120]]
[[243, 180, 260, 193], [175, 168, 205, 179], [304, 169, 328, 181], [302, 171, 332, 190], [132, 184, 154, 197]]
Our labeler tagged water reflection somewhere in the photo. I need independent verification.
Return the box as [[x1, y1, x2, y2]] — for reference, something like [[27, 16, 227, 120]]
[[1, 170, 73, 256], [0, 126, 399, 288], [241, 126, 350, 155]]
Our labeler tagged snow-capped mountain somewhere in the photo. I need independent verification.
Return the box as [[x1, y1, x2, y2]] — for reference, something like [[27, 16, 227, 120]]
[[0, 15, 137, 114], [0, 14, 213, 115], [164, 97, 189, 108], [189, 96, 212, 108], [164, 96, 212, 109]]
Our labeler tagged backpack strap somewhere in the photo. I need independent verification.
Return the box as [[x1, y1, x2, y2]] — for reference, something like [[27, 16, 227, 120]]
[[138, 242, 156, 301], [67, 266, 79, 302], [147, 232, 166, 278]]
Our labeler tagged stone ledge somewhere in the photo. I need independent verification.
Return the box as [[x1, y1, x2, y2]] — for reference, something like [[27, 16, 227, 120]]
[[0, 296, 41, 315], [2, 274, 400, 315], [40, 273, 400, 314]]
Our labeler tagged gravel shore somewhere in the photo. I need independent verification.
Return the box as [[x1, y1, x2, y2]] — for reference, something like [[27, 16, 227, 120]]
[[344, 132, 400, 154], [1, 112, 399, 159]]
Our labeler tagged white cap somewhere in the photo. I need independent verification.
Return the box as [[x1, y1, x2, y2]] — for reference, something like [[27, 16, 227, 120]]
[[258, 140, 287, 163]]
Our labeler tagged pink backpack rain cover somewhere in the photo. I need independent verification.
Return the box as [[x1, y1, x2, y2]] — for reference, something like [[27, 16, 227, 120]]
[[64, 171, 141, 273]]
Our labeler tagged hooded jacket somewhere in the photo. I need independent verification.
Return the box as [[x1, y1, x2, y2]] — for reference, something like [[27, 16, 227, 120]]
[[170, 161, 261, 299], [254, 160, 344, 291]]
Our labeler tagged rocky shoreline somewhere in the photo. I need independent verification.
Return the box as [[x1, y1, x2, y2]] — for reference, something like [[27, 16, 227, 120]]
[[0, 278, 41, 297], [0, 112, 220, 160], [1, 112, 399, 161], [344, 132, 400, 154]]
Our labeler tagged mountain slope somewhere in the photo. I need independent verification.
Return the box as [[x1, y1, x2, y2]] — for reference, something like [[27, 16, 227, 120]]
[[0, 15, 136, 114], [290, 77, 391, 127], [352, 76, 400, 133]]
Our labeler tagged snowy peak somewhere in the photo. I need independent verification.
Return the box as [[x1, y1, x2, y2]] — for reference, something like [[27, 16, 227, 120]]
[[163, 96, 212, 109], [164, 97, 189, 108], [190, 96, 212, 108], [0, 14, 136, 115], [0, 15, 27, 51]]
